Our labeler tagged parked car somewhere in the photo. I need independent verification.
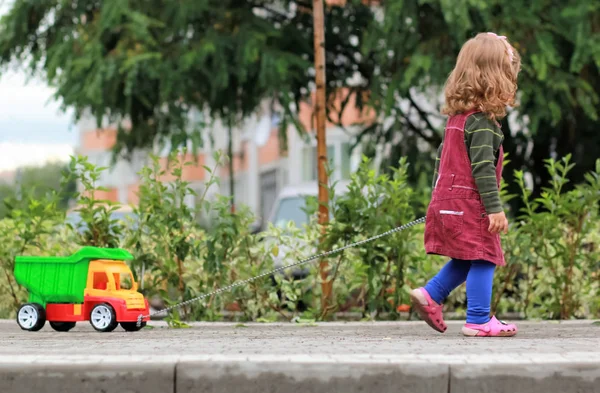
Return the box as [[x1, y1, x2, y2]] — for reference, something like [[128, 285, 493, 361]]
[[266, 181, 351, 229]]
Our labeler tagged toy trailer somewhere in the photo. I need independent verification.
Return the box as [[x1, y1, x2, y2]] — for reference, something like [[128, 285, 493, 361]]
[[14, 247, 150, 332]]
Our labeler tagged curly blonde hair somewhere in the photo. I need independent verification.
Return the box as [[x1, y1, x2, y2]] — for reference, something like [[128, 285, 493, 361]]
[[442, 32, 521, 120]]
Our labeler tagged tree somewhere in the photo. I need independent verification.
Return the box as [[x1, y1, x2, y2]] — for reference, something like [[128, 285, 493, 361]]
[[0, 0, 379, 320], [0, 1, 371, 151], [4, 0, 592, 213], [0, 183, 16, 219], [0, 162, 76, 219], [311, 0, 333, 311], [0, 0, 378, 216], [359, 0, 600, 209], [0, 1, 288, 151], [19, 162, 76, 208]]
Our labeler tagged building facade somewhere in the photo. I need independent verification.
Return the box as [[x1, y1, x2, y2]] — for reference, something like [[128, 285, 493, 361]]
[[76, 91, 371, 223]]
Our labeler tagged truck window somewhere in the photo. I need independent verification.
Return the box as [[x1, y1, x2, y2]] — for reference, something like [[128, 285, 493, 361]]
[[93, 272, 109, 290], [115, 273, 134, 290]]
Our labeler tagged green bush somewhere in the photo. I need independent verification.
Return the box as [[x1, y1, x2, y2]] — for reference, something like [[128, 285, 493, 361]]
[[0, 184, 70, 317], [66, 156, 126, 247], [321, 157, 435, 319], [126, 149, 215, 324], [493, 156, 600, 319], [1, 151, 598, 322]]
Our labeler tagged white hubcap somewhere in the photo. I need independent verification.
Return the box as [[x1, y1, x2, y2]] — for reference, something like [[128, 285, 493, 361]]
[[18, 305, 39, 329], [91, 305, 113, 329]]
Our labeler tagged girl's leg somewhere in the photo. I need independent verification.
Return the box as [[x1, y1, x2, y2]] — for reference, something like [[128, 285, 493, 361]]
[[424, 259, 472, 304], [462, 260, 517, 337], [410, 259, 470, 333], [465, 260, 495, 324]]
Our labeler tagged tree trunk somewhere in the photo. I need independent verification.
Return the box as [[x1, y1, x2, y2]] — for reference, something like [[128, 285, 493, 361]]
[[312, 0, 331, 313]]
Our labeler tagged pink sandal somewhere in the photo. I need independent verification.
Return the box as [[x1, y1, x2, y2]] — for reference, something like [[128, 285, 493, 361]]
[[410, 287, 447, 333], [462, 316, 517, 337]]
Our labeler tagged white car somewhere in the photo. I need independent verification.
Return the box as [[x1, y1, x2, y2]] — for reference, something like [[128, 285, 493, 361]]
[[267, 181, 351, 228]]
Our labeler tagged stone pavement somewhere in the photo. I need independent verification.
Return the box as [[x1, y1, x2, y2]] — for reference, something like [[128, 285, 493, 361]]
[[0, 319, 599, 393]]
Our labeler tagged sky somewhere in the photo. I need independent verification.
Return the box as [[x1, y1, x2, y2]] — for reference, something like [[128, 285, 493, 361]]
[[0, 1, 76, 172]]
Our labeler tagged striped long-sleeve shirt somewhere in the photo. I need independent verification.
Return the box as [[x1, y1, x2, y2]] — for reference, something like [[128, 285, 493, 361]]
[[432, 114, 504, 214]]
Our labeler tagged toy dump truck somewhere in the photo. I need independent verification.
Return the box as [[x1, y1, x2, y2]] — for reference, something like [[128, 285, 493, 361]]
[[14, 247, 150, 332]]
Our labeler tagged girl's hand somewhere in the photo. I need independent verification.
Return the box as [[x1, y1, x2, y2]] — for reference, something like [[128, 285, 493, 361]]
[[488, 211, 508, 234]]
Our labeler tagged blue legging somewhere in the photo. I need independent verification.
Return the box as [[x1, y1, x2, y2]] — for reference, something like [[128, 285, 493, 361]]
[[424, 259, 495, 324]]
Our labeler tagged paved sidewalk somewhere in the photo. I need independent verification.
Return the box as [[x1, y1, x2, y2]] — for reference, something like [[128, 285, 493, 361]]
[[0, 320, 599, 393]]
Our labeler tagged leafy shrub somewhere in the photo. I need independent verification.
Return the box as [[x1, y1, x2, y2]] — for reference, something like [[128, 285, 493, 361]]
[[323, 157, 433, 319], [1, 152, 598, 322], [66, 156, 126, 247], [0, 185, 67, 316], [126, 149, 215, 322], [493, 156, 600, 319]]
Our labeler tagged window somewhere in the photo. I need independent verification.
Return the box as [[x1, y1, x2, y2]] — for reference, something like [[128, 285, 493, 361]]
[[260, 169, 278, 220], [86, 151, 113, 187], [302, 145, 335, 181], [341, 142, 352, 180], [270, 111, 281, 127], [273, 196, 310, 228], [113, 273, 134, 290], [272, 195, 334, 228], [93, 272, 109, 290], [301, 146, 315, 181]]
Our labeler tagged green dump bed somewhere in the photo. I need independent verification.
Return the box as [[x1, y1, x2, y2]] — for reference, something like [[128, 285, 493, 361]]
[[14, 247, 133, 306]]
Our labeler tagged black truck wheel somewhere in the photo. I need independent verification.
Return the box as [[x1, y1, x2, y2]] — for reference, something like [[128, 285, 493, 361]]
[[49, 321, 76, 332], [17, 303, 46, 331], [120, 322, 146, 332]]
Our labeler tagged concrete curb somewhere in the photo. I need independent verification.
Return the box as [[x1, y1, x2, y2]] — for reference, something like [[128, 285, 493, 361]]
[[1, 356, 600, 393], [1, 320, 599, 392], [451, 363, 600, 393], [177, 361, 449, 393], [0, 361, 174, 393]]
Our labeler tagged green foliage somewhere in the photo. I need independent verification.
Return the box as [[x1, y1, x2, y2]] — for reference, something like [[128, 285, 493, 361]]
[[0, 162, 76, 219], [0, 152, 599, 323], [0, 0, 376, 155], [493, 156, 600, 319], [127, 149, 220, 322], [66, 155, 124, 248], [18, 163, 77, 210], [1, 0, 599, 215], [0, 183, 16, 219], [0, 183, 66, 313], [202, 197, 275, 321], [324, 157, 424, 319], [361, 0, 600, 211]]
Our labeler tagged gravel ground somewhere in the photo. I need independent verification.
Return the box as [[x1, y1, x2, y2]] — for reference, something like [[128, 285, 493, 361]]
[[1, 319, 599, 360]]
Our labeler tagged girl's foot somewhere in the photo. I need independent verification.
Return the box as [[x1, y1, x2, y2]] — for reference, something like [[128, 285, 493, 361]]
[[462, 316, 517, 337], [410, 287, 447, 333]]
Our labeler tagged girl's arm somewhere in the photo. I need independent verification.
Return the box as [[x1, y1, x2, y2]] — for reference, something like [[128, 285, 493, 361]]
[[464, 114, 504, 214]]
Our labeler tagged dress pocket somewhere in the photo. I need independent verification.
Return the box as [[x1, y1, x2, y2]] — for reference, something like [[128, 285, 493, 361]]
[[439, 210, 464, 239]]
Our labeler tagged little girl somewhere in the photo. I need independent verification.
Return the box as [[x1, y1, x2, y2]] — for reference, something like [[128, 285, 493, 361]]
[[410, 32, 521, 337]]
